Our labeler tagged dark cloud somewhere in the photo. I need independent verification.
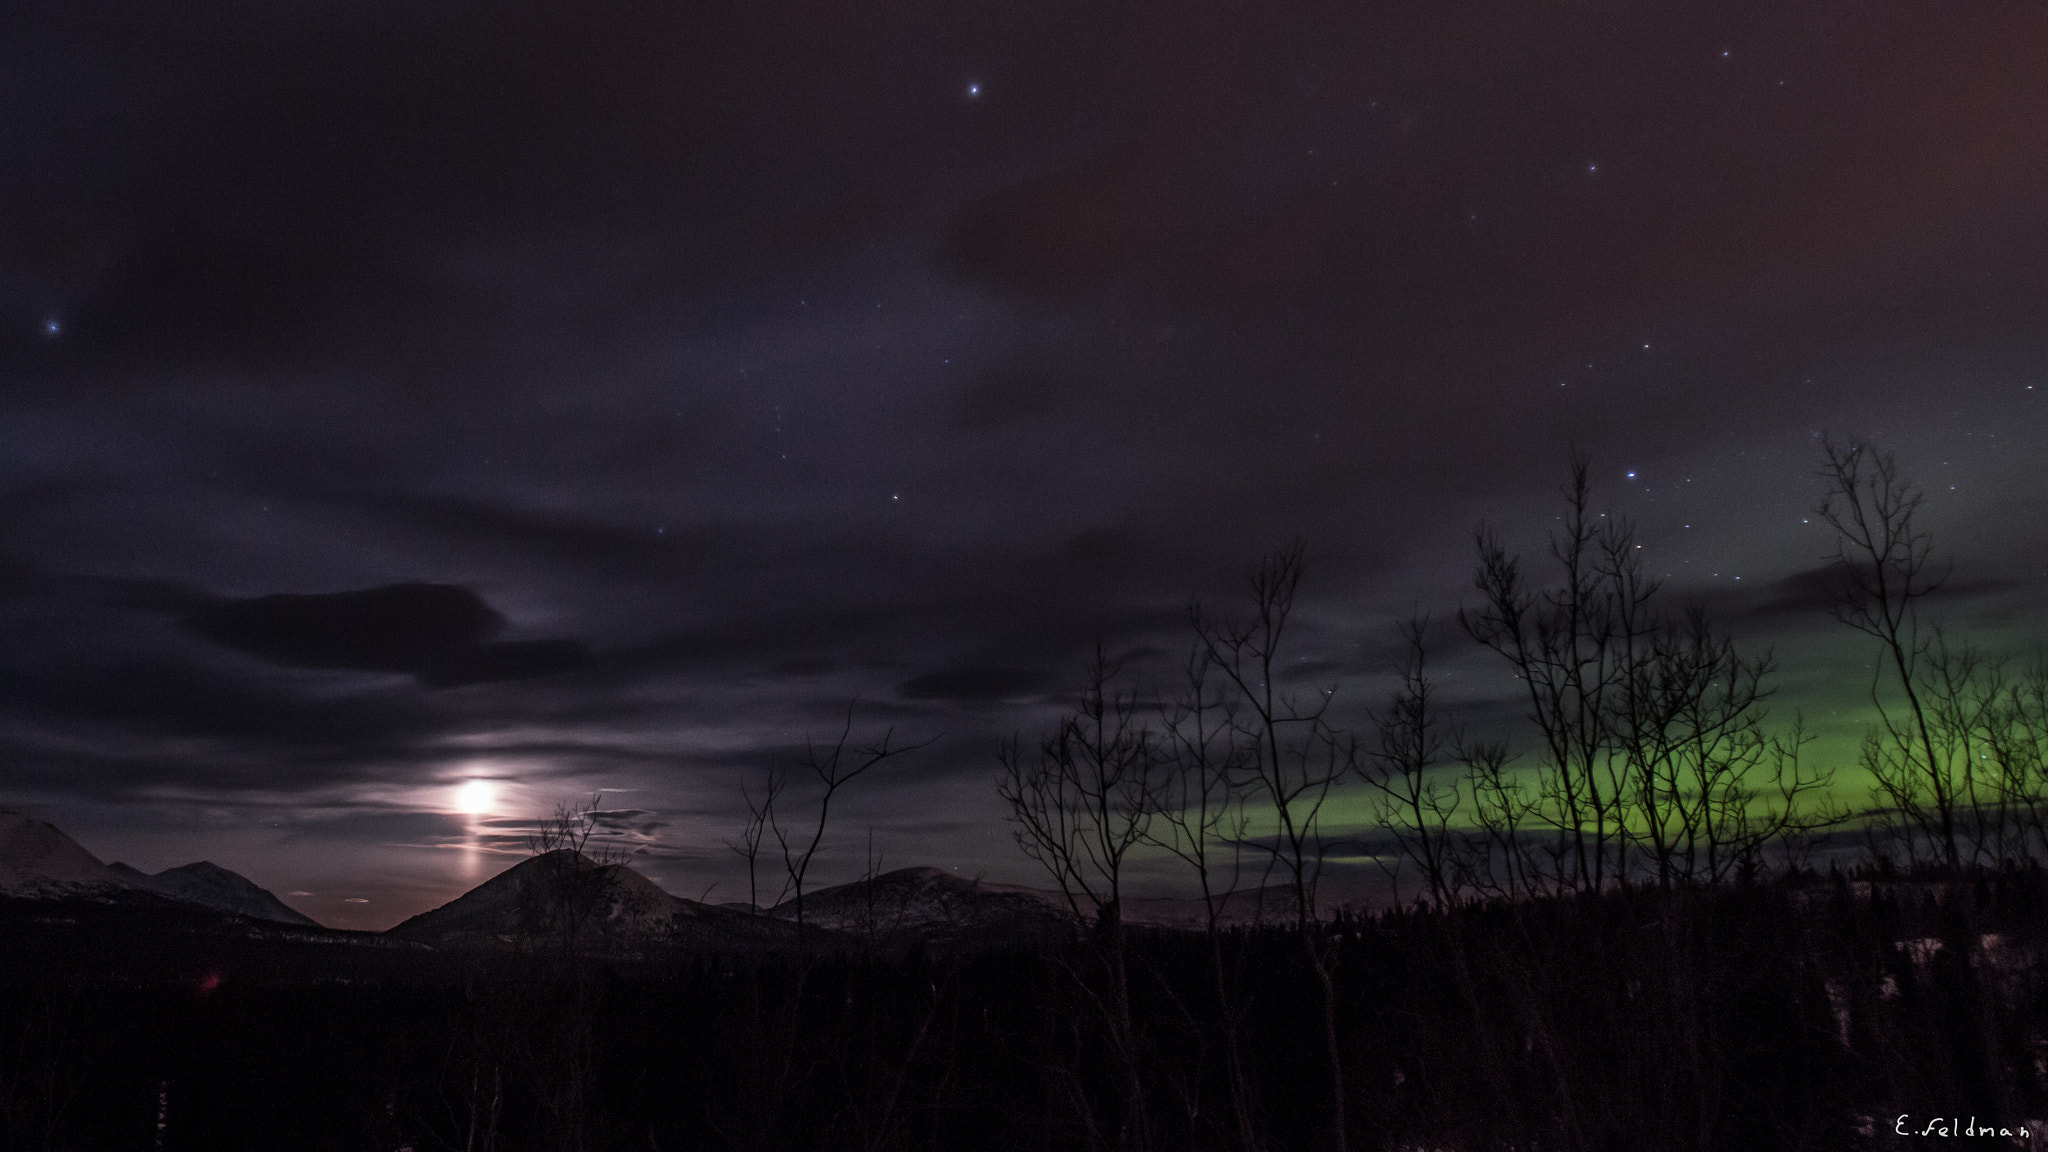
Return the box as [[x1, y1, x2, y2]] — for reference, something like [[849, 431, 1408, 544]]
[[189, 583, 584, 688], [1744, 564, 1857, 622], [1728, 563, 2025, 627], [0, 658, 443, 799], [417, 641, 590, 688], [342, 496, 717, 574], [191, 584, 501, 672], [897, 666, 1049, 702], [589, 808, 669, 837]]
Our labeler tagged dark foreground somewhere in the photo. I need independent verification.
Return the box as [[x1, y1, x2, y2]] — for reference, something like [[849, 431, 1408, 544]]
[[4, 868, 2045, 1152]]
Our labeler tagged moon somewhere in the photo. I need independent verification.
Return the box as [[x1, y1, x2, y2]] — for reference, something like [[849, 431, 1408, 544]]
[[454, 779, 497, 815]]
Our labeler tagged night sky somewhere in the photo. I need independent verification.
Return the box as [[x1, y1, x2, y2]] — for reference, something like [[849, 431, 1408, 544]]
[[3, 0, 2045, 930]]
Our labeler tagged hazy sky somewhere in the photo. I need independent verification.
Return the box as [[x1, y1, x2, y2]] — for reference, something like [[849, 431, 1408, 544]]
[[3, 0, 2044, 929]]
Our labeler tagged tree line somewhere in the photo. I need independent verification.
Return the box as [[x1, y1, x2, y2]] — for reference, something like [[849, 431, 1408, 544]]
[[988, 439, 2048, 1152]]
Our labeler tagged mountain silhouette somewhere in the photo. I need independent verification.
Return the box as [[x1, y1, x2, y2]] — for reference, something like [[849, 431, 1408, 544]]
[[105, 860, 318, 926], [2, 807, 321, 929], [0, 808, 130, 897], [765, 866, 1306, 950], [767, 866, 1071, 950], [385, 849, 792, 952]]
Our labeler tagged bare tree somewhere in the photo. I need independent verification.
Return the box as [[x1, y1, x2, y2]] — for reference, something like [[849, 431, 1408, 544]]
[[998, 643, 1162, 1152], [1150, 647, 1253, 933], [520, 794, 629, 961], [1816, 438, 1958, 865], [483, 794, 636, 1152], [769, 703, 929, 943], [728, 771, 785, 916], [727, 705, 927, 1152], [1191, 542, 1353, 1152], [1455, 737, 1537, 901], [1461, 458, 1659, 893], [1147, 644, 1262, 1151], [1461, 458, 1843, 892], [1978, 659, 2048, 860], [1000, 644, 1162, 934], [1614, 609, 1840, 884], [1361, 615, 1462, 910], [1191, 543, 1349, 929]]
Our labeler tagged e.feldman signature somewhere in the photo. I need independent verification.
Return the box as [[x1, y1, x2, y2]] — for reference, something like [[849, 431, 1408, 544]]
[[1894, 1115, 2032, 1139]]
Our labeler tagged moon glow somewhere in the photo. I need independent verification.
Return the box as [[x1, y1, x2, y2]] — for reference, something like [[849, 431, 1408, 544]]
[[454, 779, 497, 815]]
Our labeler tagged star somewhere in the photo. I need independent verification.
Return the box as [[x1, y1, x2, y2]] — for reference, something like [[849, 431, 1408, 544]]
[[966, 82, 982, 99]]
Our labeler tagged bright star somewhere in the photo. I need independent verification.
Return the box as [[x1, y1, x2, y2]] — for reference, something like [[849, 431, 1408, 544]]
[[966, 82, 982, 98], [41, 318, 60, 337]]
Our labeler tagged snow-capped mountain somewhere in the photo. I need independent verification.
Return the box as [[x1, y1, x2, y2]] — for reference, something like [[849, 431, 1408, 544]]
[[2, 808, 322, 928], [0, 808, 131, 898]]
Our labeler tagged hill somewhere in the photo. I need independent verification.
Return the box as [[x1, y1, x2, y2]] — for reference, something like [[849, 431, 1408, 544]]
[[0, 808, 133, 898], [385, 849, 797, 953], [766, 866, 1072, 951], [766, 866, 1313, 950], [106, 860, 318, 926]]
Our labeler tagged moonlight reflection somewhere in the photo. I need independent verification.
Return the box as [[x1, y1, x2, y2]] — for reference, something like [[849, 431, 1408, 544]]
[[453, 779, 500, 877]]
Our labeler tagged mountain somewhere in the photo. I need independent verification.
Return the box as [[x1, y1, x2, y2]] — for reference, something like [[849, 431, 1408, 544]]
[[4, 804, 1349, 965], [391, 858, 1247, 958], [768, 868, 1332, 950], [106, 860, 319, 927], [0, 808, 132, 897], [767, 866, 1075, 951], [386, 849, 795, 952], [1, 808, 322, 928]]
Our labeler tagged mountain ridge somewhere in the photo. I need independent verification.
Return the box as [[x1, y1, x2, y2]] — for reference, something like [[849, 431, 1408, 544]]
[[5, 809, 1354, 960], [1, 808, 320, 926], [107, 860, 319, 927], [1, 807, 137, 898], [385, 848, 797, 953]]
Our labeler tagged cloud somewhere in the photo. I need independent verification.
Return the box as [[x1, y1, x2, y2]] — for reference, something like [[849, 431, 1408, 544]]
[[1738, 562, 2023, 625], [190, 584, 500, 672], [188, 583, 584, 688], [589, 808, 670, 842], [896, 666, 1049, 702], [417, 641, 589, 688], [0, 658, 445, 798], [1744, 564, 1857, 622]]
